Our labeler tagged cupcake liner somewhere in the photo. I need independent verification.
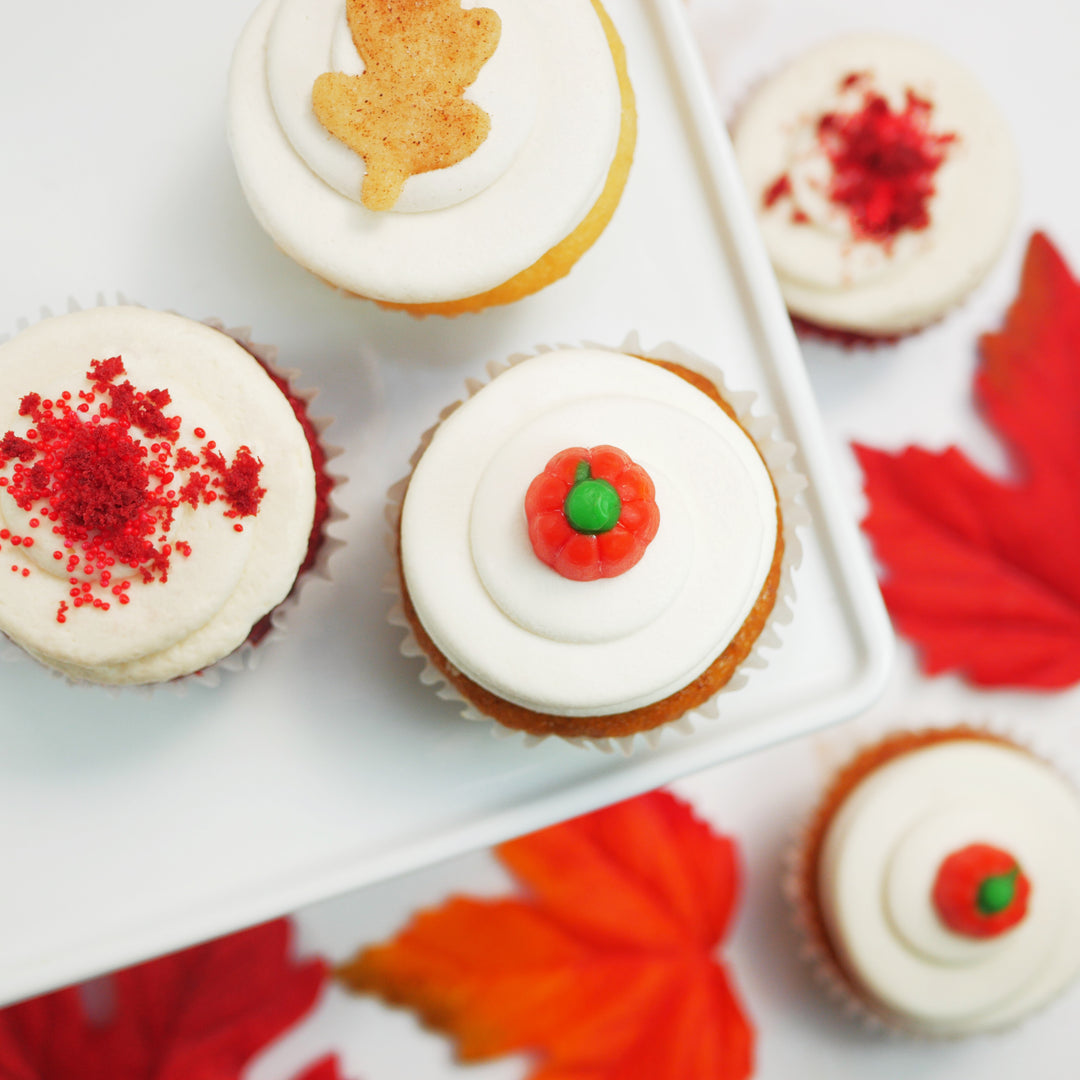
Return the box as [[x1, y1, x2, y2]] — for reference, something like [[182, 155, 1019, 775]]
[[0, 294, 347, 693], [783, 723, 1078, 1038], [387, 332, 810, 754]]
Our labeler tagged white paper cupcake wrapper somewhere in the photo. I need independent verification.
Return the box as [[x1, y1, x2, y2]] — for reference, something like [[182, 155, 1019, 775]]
[[0, 293, 347, 693], [782, 722, 1077, 1038], [386, 332, 810, 754]]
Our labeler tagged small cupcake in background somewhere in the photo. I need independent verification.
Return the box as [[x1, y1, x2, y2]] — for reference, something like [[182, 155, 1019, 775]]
[[227, 0, 636, 316], [390, 340, 806, 749], [0, 305, 335, 686], [733, 33, 1019, 341], [788, 727, 1080, 1036]]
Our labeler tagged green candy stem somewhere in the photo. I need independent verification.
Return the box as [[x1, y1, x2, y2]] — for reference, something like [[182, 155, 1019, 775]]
[[564, 460, 622, 535], [977, 865, 1020, 915]]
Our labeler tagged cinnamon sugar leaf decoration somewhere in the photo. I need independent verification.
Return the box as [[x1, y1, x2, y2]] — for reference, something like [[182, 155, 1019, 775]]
[[338, 791, 755, 1080], [0, 919, 338, 1080], [313, 0, 501, 211], [855, 232, 1080, 688]]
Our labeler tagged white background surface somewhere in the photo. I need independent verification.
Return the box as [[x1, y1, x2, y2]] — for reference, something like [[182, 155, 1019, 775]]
[[258, 0, 1080, 1077], [1, 0, 1078, 1076]]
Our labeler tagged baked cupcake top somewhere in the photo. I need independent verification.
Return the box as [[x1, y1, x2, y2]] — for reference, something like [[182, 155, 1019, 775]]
[[733, 33, 1019, 335], [818, 737, 1080, 1035], [228, 0, 623, 304], [0, 307, 316, 684], [399, 348, 779, 718]]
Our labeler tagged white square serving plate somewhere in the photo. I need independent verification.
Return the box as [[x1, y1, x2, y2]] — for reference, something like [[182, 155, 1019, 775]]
[[0, 0, 891, 1005]]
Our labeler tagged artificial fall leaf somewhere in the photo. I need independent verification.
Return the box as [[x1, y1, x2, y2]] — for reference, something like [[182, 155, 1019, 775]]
[[291, 1054, 349, 1080], [0, 919, 329, 1080], [338, 790, 753, 1080], [854, 232, 1080, 688]]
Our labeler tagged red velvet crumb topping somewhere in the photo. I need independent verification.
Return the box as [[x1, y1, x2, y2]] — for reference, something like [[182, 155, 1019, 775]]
[[762, 74, 956, 247], [817, 84, 956, 243], [0, 355, 266, 621], [762, 173, 792, 209]]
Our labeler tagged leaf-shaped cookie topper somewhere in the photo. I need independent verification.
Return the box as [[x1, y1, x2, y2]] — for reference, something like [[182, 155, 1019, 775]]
[[313, 0, 501, 211]]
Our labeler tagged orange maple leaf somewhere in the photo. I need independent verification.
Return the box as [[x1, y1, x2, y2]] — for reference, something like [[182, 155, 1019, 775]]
[[338, 791, 753, 1080]]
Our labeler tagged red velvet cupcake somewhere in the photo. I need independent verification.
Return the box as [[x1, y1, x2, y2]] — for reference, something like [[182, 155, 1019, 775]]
[[734, 34, 1019, 341], [0, 304, 338, 685]]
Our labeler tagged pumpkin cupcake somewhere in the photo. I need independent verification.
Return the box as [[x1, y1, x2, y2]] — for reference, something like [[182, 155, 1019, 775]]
[[789, 728, 1080, 1035], [389, 339, 807, 749]]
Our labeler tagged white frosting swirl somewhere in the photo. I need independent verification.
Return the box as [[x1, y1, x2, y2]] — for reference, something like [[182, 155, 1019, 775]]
[[819, 740, 1080, 1034], [228, 0, 622, 303], [0, 307, 316, 684], [733, 33, 1019, 334], [400, 349, 779, 717]]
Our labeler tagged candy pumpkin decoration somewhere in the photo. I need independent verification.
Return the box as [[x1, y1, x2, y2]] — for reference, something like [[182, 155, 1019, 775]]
[[932, 843, 1031, 939], [524, 445, 659, 582]]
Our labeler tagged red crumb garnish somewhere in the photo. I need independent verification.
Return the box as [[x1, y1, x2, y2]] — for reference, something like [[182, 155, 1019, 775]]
[[762, 173, 791, 209], [839, 70, 870, 91], [0, 354, 268, 621], [219, 447, 265, 518], [817, 84, 956, 243]]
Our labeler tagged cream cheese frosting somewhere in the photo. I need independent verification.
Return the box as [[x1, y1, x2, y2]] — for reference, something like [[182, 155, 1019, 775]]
[[0, 307, 316, 685], [399, 349, 779, 717], [818, 740, 1080, 1035], [228, 0, 622, 303], [734, 34, 1019, 334]]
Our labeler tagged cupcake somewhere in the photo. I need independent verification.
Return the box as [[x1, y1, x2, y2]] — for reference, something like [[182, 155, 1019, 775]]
[[391, 341, 805, 746], [0, 305, 332, 685], [732, 34, 1019, 339], [227, 0, 636, 316], [790, 728, 1080, 1036]]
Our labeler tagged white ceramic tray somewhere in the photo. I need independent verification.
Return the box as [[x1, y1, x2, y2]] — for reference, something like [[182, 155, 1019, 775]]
[[0, 0, 892, 1006]]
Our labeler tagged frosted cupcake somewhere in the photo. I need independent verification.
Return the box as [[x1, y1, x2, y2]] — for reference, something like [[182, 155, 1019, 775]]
[[228, 0, 636, 316], [391, 343, 805, 745], [790, 729, 1080, 1035], [0, 306, 331, 685], [733, 34, 1019, 338]]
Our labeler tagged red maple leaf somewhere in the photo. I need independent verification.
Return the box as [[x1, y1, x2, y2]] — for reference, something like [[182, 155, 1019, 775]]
[[854, 232, 1080, 688], [0, 919, 335, 1080], [291, 1055, 349, 1080], [338, 790, 753, 1080]]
